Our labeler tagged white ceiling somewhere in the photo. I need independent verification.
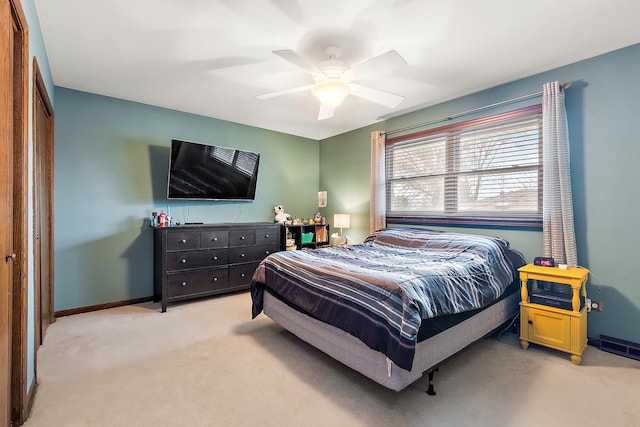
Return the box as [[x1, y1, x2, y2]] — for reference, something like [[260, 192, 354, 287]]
[[34, 0, 640, 140]]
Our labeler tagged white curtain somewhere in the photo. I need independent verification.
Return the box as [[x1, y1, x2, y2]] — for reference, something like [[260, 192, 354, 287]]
[[542, 81, 577, 266], [370, 130, 386, 234]]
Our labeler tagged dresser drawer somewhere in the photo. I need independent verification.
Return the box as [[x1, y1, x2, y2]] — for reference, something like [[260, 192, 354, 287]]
[[200, 229, 229, 248], [228, 262, 260, 287], [255, 227, 279, 245], [229, 229, 256, 246], [167, 230, 200, 251], [167, 268, 229, 298], [228, 244, 277, 264], [166, 248, 228, 271]]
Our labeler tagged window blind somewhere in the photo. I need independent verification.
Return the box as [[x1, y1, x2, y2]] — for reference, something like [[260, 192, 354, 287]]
[[385, 105, 543, 228]]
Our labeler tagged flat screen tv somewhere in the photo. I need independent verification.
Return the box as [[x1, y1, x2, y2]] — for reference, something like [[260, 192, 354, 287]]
[[167, 139, 260, 200]]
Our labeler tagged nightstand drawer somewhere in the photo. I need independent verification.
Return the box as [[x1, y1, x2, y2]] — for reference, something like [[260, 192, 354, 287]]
[[167, 268, 229, 298]]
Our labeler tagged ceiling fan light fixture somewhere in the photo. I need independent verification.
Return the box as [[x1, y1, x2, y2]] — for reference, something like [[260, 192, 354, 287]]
[[312, 78, 350, 108]]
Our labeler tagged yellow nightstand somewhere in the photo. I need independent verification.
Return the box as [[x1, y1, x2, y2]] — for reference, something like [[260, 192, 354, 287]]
[[518, 264, 590, 365]]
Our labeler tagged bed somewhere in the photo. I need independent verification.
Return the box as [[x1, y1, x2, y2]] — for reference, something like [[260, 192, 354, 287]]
[[250, 228, 526, 392]]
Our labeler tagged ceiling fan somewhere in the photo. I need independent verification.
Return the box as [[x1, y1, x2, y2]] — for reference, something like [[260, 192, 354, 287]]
[[257, 47, 407, 120]]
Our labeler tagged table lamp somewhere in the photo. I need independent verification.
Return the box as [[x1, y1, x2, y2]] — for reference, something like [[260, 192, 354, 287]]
[[333, 213, 351, 245]]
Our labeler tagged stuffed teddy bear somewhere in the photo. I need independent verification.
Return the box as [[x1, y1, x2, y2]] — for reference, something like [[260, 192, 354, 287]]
[[274, 205, 291, 224]]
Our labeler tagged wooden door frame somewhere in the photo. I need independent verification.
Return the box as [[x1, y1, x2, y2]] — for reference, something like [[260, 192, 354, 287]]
[[7, 0, 31, 424], [32, 57, 55, 350]]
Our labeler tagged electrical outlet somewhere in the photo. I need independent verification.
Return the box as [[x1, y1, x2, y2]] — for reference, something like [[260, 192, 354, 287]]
[[591, 300, 603, 312]]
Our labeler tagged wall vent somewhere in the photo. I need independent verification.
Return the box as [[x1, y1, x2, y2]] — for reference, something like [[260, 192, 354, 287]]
[[600, 335, 640, 361]]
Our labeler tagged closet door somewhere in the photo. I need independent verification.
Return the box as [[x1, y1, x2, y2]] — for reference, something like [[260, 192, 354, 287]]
[[0, 1, 16, 423]]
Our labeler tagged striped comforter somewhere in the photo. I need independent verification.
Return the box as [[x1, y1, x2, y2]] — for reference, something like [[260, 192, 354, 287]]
[[251, 228, 521, 370]]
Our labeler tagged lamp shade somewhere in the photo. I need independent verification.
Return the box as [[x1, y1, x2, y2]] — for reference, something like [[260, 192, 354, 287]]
[[312, 78, 350, 108], [333, 213, 351, 229]]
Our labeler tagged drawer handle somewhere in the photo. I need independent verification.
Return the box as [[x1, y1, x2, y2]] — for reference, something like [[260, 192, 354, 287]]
[[240, 236, 246, 240], [528, 320, 533, 325], [213, 277, 218, 282], [212, 237, 218, 241], [241, 273, 245, 278], [180, 259, 187, 264], [240, 253, 245, 257], [265, 250, 270, 255], [213, 256, 218, 261], [180, 239, 187, 244], [180, 281, 187, 287], [265, 234, 270, 238]]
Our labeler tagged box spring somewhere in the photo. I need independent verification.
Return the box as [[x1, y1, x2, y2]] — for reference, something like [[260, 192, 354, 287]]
[[262, 290, 519, 391]]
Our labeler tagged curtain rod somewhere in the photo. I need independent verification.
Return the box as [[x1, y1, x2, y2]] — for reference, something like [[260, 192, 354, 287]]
[[385, 82, 572, 137]]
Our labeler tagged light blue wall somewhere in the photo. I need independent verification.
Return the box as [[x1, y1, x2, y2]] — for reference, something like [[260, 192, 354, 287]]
[[319, 123, 380, 245], [54, 88, 319, 310], [320, 43, 640, 344]]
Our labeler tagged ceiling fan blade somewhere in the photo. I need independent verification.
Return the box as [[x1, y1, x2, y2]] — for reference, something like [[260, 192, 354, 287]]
[[256, 84, 313, 100], [273, 49, 320, 73], [349, 50, 407, 81], [318, 104, 334, 120], [350, 84, 404, 108]]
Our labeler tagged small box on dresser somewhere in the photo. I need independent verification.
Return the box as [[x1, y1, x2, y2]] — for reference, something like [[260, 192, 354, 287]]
[[154, 222, 281, 312]]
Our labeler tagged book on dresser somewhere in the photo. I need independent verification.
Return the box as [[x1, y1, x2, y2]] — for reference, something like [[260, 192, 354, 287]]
[[153, 222, 281, 312]]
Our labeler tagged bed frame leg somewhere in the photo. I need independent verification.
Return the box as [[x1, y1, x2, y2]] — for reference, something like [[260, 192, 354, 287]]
[[426, 368, 438, 396]]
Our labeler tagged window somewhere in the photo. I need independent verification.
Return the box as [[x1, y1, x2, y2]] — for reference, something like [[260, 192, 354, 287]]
[[385, 105, 542, 228], [209, 146, 259, 177]]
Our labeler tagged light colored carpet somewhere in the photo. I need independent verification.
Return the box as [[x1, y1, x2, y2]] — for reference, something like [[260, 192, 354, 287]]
[[24, 292, 640, 427]]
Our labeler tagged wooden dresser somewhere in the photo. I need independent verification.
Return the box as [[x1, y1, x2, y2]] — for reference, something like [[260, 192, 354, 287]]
[[153, 222, 281, 312]]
